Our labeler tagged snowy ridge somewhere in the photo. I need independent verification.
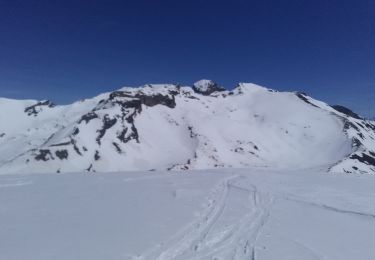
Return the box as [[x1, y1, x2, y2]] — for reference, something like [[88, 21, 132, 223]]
[[295, 92, 375, 174], [0, 80, 374, 174]]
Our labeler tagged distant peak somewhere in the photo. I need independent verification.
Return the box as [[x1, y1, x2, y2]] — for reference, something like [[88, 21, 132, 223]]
[[192, 79, 226, 95], [331, 105, 362, 120], [233, 83, 273, 94]]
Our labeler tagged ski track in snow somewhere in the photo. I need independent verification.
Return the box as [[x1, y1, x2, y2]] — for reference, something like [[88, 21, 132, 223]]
[[0, 177, 33, 188], [130, 170, 375, 260], [1, 170, 375, 259], [122, 175, 172, 183], [290, 240, 331, 260], [135, 175, 273, 260], [283, 196, 375, 220]]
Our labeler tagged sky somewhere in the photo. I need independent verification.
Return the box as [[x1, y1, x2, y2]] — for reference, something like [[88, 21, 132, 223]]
[[0, 0, 374, 117]]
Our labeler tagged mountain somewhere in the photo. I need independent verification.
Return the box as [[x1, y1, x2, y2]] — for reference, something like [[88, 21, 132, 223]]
[[0, 80, 374, 174]]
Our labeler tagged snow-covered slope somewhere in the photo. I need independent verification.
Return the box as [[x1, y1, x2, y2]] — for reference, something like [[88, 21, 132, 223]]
[[1, 168, 375, 260], [0, 80, 374, 174], [294, 93, 375, 174]]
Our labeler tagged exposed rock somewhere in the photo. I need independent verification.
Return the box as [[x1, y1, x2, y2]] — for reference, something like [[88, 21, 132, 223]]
[[72, 127, 80, 135], [187, 126, 197, 138], [94, 151, 100, 161], [55, 150, 68, 160], [331, 105, 362, 120], [109, 91, 176, 109], [344, 121, 360, 131], [96, 115, 117, 145], [72, 139, 83, 156], [24, 100, 55, 116], [50, 141, 72, 147], [112, 142, 122, 153], [295, 92, 319, 108], [86, 164, 93, 172], [34, 149, 54, 161], [350, 153, 375, 167], [117, 124, 139, 143], [79, 112, 99, 124], [192, 80, 225, 95]]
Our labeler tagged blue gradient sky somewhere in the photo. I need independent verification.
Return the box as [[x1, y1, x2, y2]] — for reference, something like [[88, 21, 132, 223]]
[[0, 0, 374, 117]]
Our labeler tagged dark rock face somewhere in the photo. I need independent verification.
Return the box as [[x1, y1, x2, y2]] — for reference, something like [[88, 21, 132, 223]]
[[86, 164, 93, 172], [344, 121, 359, 131], [295, 93, 319, 108], [342, 119, 375, 149], [50, 141, 72, 147], [331, 105, 362, 120], [98, 89, 178, 146], [49, 138, 82, 156], [0, 133, 5, 138], [350, 153, 375, 167], [25, 101, 55, 116], [365, 122, 375, 131], [55, 150, 68, 160], [96, 115, 117, 145], [79, 112, 99, 124], [112, 142, 122, 153], [336, 111, 375, 173], [71, 139, 83, 156], [192, 80, 226, 96], [94, 151, 100, 161], [34, 149, 54, 161], [140, 94, 176, 108], [117, 126, 139, 143], [72, 127, 80, 135], [108, 91, 176, 110]]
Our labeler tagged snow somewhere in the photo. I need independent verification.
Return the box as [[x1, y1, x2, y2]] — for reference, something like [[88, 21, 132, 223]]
[[0, 80, 375, 175], [193, 79, 215, 92], [1, 81, 363, 174], [1, 168, 374, 259]]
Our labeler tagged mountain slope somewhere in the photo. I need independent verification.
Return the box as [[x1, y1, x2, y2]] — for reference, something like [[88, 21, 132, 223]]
[[0, 80, 374, 174]]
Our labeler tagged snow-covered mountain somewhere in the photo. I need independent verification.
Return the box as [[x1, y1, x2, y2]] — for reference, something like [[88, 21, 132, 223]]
[[0, 80, 374, 174]]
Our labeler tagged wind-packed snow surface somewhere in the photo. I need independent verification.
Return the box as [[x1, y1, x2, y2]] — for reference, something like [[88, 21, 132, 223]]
[[0, 80, 374, 174], [1, 168, 374, 260]]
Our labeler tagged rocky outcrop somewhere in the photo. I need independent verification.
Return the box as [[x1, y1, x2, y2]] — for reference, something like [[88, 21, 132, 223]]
[[25, 100, 55, 116], [192, 80, 225, 95], [331, 105, 362, 120]]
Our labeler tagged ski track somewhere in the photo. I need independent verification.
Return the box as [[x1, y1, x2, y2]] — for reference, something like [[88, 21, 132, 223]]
[[134, 174, 273, 260], [0, 177, 33, 188], [291, 240, 332, 260], [122, 174, 172, 183], [283, 196, 375, 220]]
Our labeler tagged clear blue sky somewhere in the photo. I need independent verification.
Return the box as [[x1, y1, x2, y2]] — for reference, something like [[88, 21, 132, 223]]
[[0, 0, 374, 117]]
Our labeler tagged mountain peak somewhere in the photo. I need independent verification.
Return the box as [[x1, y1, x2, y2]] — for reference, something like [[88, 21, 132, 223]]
[[192, 79, 226, 95], [234, 83, 274, 94]]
